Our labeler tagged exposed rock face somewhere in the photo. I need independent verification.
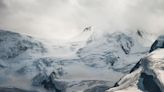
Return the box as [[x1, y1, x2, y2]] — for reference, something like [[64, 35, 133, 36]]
[[129, 60, 141, 73], [149, 36, 164, 52], [32, 72, 64, 92], [106, 49, 164, 92], [32, 72, 49, 87], [137, 30, 143, 38], [0, 87, 38, 92], [139, 73, 161, 92]]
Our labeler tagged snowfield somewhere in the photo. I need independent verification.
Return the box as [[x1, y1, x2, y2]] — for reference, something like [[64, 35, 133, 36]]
[[0, 29, 161, 92], [106, 49, 164, 92]]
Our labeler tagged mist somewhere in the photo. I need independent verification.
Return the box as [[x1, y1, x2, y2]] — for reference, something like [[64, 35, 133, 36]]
[[0, 0, 164, 40]]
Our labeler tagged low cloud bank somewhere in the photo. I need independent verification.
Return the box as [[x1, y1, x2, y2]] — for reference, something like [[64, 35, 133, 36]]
[[0, 0, 164, 39]]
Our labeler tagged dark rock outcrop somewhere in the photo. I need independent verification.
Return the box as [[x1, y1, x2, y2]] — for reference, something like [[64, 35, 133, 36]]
[[149, 35, 164, 52], [130, 60, 141, 73], [32, 72, 64, 92], [137, 73, 162, 92], [32, 72, 49, 86], [137, 30, 143, 38]]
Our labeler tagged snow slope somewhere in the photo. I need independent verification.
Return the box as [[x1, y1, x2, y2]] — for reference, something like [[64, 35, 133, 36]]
[[0, 29, 154, 92], [77, 31, 149, 73], [106, 49, 164, 92]]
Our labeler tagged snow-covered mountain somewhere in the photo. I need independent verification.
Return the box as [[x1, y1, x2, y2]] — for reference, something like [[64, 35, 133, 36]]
[[0, 29, 156, 92], [0, 30, 47, 60], [106, 36, 164, 92], [77, 31, 149, 73]]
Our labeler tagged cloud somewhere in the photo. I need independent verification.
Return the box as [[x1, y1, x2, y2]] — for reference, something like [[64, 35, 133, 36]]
[[0, 0, 164, 40]]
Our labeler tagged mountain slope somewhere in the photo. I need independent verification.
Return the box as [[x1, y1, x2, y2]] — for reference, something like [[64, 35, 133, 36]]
[[77, 31, 149, 73], [106, 36, 164, 92], [0, 30, 47, 60], [0, 29, 153, 92]]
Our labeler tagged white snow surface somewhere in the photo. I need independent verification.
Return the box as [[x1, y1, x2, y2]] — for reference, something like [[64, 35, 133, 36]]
[[106, 49, 164, 92], [0, 29, 155, 92]]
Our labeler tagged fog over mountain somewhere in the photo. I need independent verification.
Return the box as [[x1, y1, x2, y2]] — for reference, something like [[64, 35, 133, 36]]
[[0, 0, 164, 40], [0, 1, 164, 92]]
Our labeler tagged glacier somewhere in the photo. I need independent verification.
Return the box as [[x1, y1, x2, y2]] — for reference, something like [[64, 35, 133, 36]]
[[0, 29, 160, 92]]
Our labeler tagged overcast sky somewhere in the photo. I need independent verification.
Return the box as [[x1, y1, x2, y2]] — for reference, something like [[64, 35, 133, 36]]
[[0, 0, 164, 40]]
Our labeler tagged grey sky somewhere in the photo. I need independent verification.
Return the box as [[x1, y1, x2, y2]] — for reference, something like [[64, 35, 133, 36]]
[[0, 0, 164, 40]]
